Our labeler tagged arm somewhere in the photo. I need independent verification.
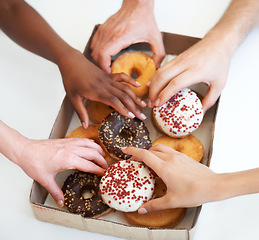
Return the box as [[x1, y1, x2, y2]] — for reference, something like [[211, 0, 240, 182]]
[[90, 0, 165, 73], [148, 0, 259, 112], [0, 120, 107, 206], [0, 0, 146, 127], [123, 145, 259, 213]]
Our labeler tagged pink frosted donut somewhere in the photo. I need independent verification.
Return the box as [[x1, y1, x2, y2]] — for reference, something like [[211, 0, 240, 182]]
[[152, 88, 203, 138], [99, 160, 155, 212]]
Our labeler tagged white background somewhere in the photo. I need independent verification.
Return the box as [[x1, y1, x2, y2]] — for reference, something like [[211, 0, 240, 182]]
[[1, 0, 259, 239]]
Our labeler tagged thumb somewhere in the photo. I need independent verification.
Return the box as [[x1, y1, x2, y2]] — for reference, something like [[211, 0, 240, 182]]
[[42, 177, 64, 207], [149, 36, 165, 69], [138, 196, 168, 214], [69, 95, 89, 129]]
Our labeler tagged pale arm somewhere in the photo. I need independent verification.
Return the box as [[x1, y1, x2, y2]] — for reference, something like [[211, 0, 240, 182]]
[[123, 145, 259, 213], [148, 0, 259, 112], [0, 120, 107, 206]]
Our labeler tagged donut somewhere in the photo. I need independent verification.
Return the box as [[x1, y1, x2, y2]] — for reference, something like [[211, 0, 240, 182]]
[[152, 135, 204, 162], [124, 177, 187, 228], [99, 160, 155, 212], [111, 52, 156, 98], [98, 111, 152, 161], [86, 100, 114, 124], [152, 88, 203, 138], [66, 125, 115, 165], [62, 171, 111, 218]]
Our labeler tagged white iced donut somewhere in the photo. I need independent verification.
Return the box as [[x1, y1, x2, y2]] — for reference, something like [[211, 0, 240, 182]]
[[99, 160, 155, 212], [153, 88, 203, 138]]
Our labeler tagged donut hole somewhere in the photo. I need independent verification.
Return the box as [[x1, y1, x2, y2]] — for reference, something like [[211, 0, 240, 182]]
[[130, 68, 141, 80], [119, 125, 135, 141], [82, 189, 94, 199]]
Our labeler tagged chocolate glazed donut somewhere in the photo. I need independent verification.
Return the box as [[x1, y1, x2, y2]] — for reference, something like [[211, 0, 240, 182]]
[[98, 111, 152, 160], [62, 171, 111, 218]]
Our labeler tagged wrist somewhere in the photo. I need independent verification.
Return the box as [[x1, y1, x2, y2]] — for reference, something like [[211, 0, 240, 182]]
[[122, 0, 153, 11], [0, 121, 29, 166]]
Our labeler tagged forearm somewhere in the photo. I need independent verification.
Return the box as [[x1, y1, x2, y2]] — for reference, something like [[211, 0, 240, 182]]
[[122, 0, 153, 9], [215, 168, 259, 201], [0, 121, 27, 166], [0, 0, 74, 65], [205, 0, 259, 56]]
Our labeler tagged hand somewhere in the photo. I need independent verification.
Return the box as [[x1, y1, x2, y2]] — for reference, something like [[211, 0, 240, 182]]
[[148, 36, 232, 112], [90, 0, 165, 73], [19, 137, 108, 207], [123, 144, 219, 213], [58, 49, 147, 128]]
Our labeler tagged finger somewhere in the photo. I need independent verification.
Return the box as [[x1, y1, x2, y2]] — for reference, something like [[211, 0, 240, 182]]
[[112, 72, 141, 88], [149, 35, 166, 68], [113, 83, 146, 120], [41, 176, 64, 207], [122, 147, 164, 176], [155, 70, 202, 107], [73, 158, 106, 176], [148, 64, 183, 108], [69, 95, 89, 129], [202, 83, 222, 112], [138, 196, 170, 214], [109, 83, 147, 120], [66, 138, 105, 156], [95, 39, 133, 74], [150, 144, 175, 154], [99, 92, 136, 119], [73, 147, 108, 169]]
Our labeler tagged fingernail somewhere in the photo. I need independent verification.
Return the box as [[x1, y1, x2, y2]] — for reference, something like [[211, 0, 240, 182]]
[[155, 98, 160, 107], [82, 121, 88, 129], [138, 207, 148, 214], [128, 112, 135, 118], [140, 100, 147, 107], [146, 81, 151, 87], [135, 81, 141, 87], [139, 113, 146, 120], [57, 200, 64, 207]]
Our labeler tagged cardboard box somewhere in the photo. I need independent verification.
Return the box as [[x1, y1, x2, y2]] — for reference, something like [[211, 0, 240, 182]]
[[30, 25, 219, 240]]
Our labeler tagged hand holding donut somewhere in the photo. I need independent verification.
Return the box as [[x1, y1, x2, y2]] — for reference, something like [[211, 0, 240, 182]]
[[148, 35, 232, 112], [122, 145, 218, 213], [90, 0, 165, 73], [59, 49, 147, 129]]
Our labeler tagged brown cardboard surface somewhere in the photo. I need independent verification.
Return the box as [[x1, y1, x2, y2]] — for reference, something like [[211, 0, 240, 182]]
[[30, 25, 219, 240]]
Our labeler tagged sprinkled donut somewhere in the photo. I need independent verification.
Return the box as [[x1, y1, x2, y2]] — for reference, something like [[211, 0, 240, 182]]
[[153, 88, 203, 138], [62, 171, 111, 218], [98, 111, 152, 160], [99, 160, 155, 212], [111, 52, 156, 98]]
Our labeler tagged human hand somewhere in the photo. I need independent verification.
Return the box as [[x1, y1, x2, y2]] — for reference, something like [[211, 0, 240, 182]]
[[58, 49, 147, 128], [148, 36, 232, 112], [19, 137, 108, 207], [90, 0, 165, 73], [123, 144, 219, 213]]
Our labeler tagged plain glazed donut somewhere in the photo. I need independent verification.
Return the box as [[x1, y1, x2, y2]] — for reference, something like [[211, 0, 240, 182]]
[[153, 88, 203, 138], [99, 160, 155, 212], [111, 52, 156, 98], [86, 100, 114, 124], [98, 111, 152, 161], [152, 135, 204, 162], [124, 177, 187, 228], [62, 171, 111, 218], [66, 125, 115, 165]]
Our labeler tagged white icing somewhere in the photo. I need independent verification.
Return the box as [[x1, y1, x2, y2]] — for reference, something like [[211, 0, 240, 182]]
[[99, 160, 155, 212], [153, 88, 203, 137]]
